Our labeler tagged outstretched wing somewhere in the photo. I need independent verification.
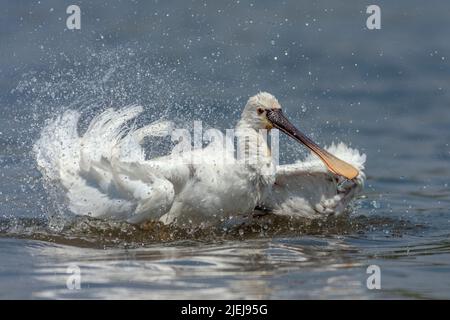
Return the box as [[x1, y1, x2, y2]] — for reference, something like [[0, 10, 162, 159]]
[[260, 143, 366, 218], [34, 106, 178, 223]]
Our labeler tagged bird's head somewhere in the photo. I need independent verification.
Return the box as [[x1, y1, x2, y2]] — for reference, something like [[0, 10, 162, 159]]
[[242, 92, 282, 130], [241, 92, 359, 180]]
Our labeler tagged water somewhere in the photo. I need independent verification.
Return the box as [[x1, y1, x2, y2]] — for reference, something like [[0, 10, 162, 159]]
[[1, 0, 450, 299]]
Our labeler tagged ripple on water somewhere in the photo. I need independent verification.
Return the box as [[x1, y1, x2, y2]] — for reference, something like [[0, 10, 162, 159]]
[[0, 212, 426, 249]]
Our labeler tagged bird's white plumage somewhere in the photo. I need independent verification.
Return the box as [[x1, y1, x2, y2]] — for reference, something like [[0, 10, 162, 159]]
[[34, 93, 366, 225], [261, 143, 366, 218]]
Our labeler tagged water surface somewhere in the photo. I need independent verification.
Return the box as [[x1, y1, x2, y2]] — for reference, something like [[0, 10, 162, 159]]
[[1, 0, 450, 299]]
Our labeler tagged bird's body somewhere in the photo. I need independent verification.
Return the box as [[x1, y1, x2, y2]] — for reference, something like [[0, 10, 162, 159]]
[[34, 93, 365, 225]]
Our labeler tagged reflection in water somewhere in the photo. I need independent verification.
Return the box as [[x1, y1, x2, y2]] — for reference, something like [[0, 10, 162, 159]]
[[2, 213, 447, 299], [9, 237, 368, 299], [1, 188, 448, 299], [1, 210, 449, 299]]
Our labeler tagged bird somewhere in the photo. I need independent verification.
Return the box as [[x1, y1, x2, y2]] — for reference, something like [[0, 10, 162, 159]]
[[34, 92, 366, 225]]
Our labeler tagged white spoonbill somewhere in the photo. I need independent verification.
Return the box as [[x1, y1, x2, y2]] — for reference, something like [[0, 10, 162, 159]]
[[34, 92, 365, 225]]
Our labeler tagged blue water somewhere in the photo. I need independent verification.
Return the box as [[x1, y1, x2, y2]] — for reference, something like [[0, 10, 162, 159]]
[[0, 0, 449, 299]]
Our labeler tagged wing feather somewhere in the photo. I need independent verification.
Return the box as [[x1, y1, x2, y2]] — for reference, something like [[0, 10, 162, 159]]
[[34, 106, 178, 223], [261, 143, 366, 218]]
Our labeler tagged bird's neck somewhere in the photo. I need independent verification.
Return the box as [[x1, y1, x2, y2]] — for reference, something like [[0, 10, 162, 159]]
[[235, 119, 273, 168], [235, 119, 275, 201]]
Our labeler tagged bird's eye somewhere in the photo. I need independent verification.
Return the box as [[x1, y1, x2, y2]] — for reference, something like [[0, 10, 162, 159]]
[[257, 107, 264, 115]]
